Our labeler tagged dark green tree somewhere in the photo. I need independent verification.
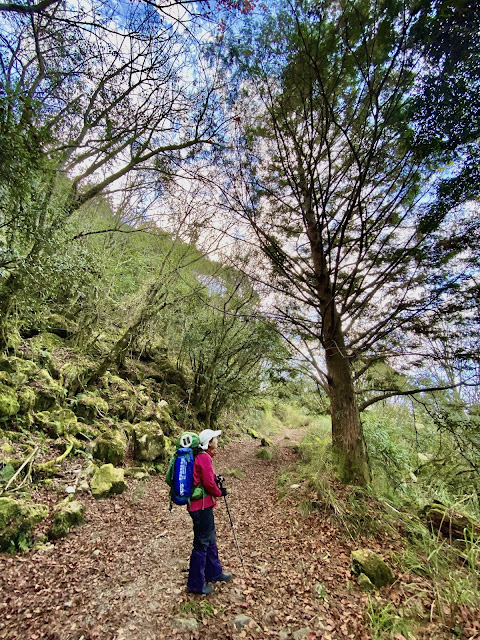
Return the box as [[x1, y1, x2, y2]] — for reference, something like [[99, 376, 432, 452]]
[[223, 0, 479, 484]]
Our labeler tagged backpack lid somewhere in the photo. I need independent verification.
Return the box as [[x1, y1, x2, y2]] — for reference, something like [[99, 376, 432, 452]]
[[176, 432, 200, 450]]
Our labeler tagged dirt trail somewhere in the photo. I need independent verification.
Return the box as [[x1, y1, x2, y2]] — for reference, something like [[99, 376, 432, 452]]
[[1, 431, 368, 640]]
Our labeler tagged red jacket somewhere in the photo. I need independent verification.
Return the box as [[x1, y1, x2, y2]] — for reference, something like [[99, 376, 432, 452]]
[[187, 449, 222, 512]]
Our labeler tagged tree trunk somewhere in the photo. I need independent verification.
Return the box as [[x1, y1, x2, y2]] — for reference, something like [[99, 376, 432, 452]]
[[325, 332, 371, 486], [305, 213, 371, 486], [0, 275, 20, 352], [204, 403, 212, 429]]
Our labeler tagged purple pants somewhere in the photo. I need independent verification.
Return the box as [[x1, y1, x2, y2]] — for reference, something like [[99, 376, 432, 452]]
[[187, 507, 223, 593]]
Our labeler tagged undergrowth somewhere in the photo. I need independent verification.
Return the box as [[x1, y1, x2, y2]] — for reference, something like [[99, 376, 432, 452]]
[[282, 403, 480, 636], [367, 599, 417, 640], [243, 399, 329, 437], [178, 600, 215, 618], [256, 447, 272, 460], [397, 520, 480, 630]]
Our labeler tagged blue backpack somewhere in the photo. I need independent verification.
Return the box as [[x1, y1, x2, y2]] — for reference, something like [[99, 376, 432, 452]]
[[165, 432, 206, 507]]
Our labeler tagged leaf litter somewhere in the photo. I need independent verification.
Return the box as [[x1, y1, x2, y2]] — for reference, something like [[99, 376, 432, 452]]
[[0, 433, 477, 640]]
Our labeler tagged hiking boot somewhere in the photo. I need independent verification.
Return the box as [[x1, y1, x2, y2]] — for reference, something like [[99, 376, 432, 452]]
[[187, 584, 214, 595], [212, 573, 232, 583]]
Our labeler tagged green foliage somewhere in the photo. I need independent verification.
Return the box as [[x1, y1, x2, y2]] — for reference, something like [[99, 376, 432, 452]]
[[410, 0, 480, 215], [0, 462, 16, 484], [366, 598, 416, 640], [224, 468, 246, 479], [397, 520, 480, 629], [161, 269, 289, 427], [244, 392, 329, 439], [256, 447, 273, 461], [362, 405, 415, 490], [362, 402, 480, 514], [179, 600, 215, 617]]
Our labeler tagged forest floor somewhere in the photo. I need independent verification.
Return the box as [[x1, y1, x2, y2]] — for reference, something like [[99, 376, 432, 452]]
[[1, 428, 479, 640]]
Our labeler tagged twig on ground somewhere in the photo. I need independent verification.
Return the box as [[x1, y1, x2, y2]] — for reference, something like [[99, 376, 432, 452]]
[[2, 446, 40, 494]]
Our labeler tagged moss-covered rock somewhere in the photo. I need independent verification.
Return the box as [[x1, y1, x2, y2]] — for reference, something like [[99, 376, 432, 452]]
[[31, 369, 66, 411], [261, 437, 273, 447], [0, 497, 49, 552], [137, 399, 157, 422], [357, 572, 375, 592], [132, 421, 165, 462], [0, 372, 13, 386], [166, 383, 187, 400], [104, 374, 133, 393], [90, 464, 127, 499], [73, 422, 101, 441], [40, 313, 78, 339], [157, 359, 188, 387], [34, 408, 56, 431], [0, 384, 20, 418], [6, 328, 22, 351], [28, 332, 65, 353], [247, 428, 260, 439], [83, 461, 98, 478], [1, 443, 15, 455], [163, 435, 175, 459], [74, 394, 109, 420], [109, 394, 138, 421], [92, 432, 126, 465], [151, 403, 176, 436], [3, 430, 21, 443], [100, 374, 138, 420], [20, 332, 66, 377], [58, 356, 96, 394], [17, 387, 36, 413], [48, 499, 84, 539], [351, 549, 395, 588], [0, 357, 39, 387], [34, 408, 78, 438], [118, 421, 134, 437]]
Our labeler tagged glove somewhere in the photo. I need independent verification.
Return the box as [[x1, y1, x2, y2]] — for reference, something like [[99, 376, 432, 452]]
[[220, 487, 228, 497], [215, 475, 225, 487]]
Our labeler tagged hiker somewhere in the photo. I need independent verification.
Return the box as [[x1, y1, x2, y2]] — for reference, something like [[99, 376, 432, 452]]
[[187, 428, 232, 595]]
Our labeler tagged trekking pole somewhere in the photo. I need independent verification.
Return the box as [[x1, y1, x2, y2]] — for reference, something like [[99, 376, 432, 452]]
[[217, 477, 248, 579]]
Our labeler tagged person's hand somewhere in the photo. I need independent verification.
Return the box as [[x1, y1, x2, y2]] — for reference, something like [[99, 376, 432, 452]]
[[220, 487, 228, 497]]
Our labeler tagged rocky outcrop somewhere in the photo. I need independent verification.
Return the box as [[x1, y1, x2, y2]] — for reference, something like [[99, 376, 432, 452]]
[[17, 387, 36, 413], [172, 618, 198, 633], [132, 421, 166, 462], [102, 374, 138, 421], [31, 369, 66, 411], [0, 384, 19, 418], [357, 572, 375, 592], [0, 357, 38, 386], [92, 432, 127, 465], [74, 393, 109, 420], [34, 408, 79, 438]]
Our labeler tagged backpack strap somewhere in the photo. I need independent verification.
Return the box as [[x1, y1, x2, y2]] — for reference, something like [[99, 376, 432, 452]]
[[191, 450, 209, 509]]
